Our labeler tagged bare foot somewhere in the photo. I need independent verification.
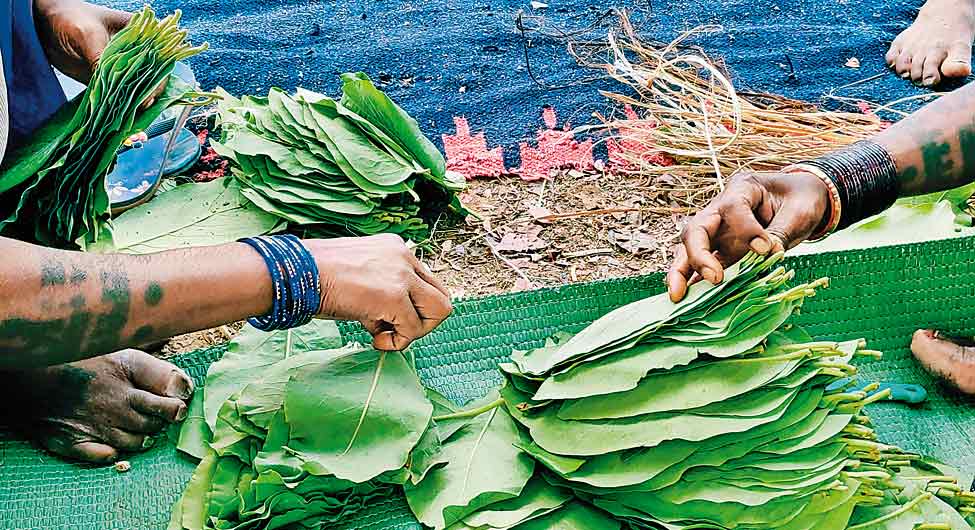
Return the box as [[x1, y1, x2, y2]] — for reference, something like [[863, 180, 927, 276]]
[[886, 0, 975, 85], [911, 329, 975, 394], [1, 349, 193, 463]]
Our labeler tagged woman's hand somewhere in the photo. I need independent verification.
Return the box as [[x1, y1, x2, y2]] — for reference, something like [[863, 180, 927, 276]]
[[34, 0, 165, 107], [34, 0, 131, 83], [666, 170, 831, 302], [306, 234, 453, 351]]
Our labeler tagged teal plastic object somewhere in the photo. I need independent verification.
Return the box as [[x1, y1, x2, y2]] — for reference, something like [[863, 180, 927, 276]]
[[864, 382, 928, 404], [828, 377, 929, 404]]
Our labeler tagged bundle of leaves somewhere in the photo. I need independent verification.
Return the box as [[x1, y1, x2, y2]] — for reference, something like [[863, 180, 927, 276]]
[[404, 253, 975, 529], [170, 321, 448, 530], [212, 74, 466, 242], [170, 253, 975, 530], [0, 6, 208, 249]]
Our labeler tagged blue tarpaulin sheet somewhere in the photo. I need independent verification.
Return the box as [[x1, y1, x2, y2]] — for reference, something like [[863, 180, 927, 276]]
[[99, 0, 956, 167]]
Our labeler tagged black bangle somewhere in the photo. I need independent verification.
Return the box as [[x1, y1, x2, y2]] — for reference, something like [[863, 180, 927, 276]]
[[800, 141, 899, 230], [239, 235, 322, 331]]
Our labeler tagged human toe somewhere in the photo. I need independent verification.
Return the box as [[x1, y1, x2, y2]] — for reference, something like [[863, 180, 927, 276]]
[[128, 387, 188, 424], [911, 329, 975, 394], [921, 48, 948, 85], [120, 349, 194, 400]]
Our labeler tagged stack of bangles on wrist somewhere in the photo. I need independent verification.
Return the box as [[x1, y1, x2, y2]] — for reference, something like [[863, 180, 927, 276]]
[[238, 234, 322, 331], [781, 140, 899, 241]]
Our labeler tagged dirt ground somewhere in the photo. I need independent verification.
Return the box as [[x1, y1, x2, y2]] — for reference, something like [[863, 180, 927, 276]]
[[159, 168, 692, 355]]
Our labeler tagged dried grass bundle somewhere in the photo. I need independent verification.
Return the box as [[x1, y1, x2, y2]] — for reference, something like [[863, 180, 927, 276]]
[[583, 14, 887, 207]]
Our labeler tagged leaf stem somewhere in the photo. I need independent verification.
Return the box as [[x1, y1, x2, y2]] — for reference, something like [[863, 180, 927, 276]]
[[847, 492, 932, 530], [433, 397, 505, 421]]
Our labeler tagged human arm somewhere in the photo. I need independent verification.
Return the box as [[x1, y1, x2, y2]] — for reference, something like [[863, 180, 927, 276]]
[[0, 234, 451, 368], [666, 81, 975, 301]]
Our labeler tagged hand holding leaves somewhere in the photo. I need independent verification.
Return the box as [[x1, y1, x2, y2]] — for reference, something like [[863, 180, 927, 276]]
[[306, 233, 453, 351], [33, 0, 132, 83]]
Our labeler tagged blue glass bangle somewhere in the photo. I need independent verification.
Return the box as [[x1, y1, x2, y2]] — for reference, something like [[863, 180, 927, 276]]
[[276, 234, 321, 327], [268, 235, 317, 329], [278, 235, 321, 327], [240, 237, 287, 330], [239, 235, 322, 331]]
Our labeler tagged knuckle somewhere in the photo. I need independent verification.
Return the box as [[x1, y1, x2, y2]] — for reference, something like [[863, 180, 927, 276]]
[[766, 227, 792, 245], [379, 233, 405, 245], [396, 266, 415, 283], [728, 171, 757, 187]]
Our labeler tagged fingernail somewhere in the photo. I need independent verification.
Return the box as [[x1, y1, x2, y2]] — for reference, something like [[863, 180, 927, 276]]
[[175, 404, 187, 422], [750, 237, 771, 254], [901, 72, 910, 79], [701, 267, 717, 284], [923, 76, 935, 86]]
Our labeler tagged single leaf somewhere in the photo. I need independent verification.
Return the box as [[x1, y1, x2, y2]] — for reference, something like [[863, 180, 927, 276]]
[[106, 178, 283, 253], [405, 396, 535, 530], [283, 347, 433, 482], [175, 389, 211, 460]]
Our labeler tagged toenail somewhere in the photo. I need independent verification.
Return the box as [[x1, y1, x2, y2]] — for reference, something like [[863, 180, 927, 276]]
[[166, 375, 193, 400]]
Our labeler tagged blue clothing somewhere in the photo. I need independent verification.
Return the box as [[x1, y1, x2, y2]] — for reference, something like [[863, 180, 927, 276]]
[[0, 0, 66, 147]]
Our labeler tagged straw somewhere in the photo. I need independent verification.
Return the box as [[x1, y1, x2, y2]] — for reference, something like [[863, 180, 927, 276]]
[[577, 12, 888, 208]]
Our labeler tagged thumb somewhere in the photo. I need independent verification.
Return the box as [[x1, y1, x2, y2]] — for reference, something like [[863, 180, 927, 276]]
[[361, 319, 411, 351]]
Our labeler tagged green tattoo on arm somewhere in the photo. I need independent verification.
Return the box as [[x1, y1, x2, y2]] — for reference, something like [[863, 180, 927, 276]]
[[876, 83, 975, 197], [40, 260, 66, 287], [144, 282, 164, 306]]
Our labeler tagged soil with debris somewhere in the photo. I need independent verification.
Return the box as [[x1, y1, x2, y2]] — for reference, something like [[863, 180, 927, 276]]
[[424, 170, 687, 297], [163, 169, 687, 354]]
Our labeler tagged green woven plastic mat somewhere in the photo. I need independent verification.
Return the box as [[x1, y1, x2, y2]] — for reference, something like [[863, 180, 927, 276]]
[[6, 236, 975, 529]]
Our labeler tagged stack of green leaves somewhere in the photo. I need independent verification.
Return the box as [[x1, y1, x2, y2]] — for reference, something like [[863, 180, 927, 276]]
[[0, 6, 208, 249], [169, 252, 975, 529], [402, 252, 975, 530], [212, 74, 466, 242], [846, 456, 975, 529], [404, 390, 624, 530], [170, 321, 443, 530]]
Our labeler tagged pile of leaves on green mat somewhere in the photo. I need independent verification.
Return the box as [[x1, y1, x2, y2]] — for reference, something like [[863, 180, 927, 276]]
[[209, 73, 466, 242], [468, 252, 975, 529], [0, 6, 209, 250], [170, 320, 442, 529], [173, 253, 975, 529]]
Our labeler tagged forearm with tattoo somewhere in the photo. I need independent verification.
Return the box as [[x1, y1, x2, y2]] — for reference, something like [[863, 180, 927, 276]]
[[874, 82, 975, 196], [0, 237, 272, 368]]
